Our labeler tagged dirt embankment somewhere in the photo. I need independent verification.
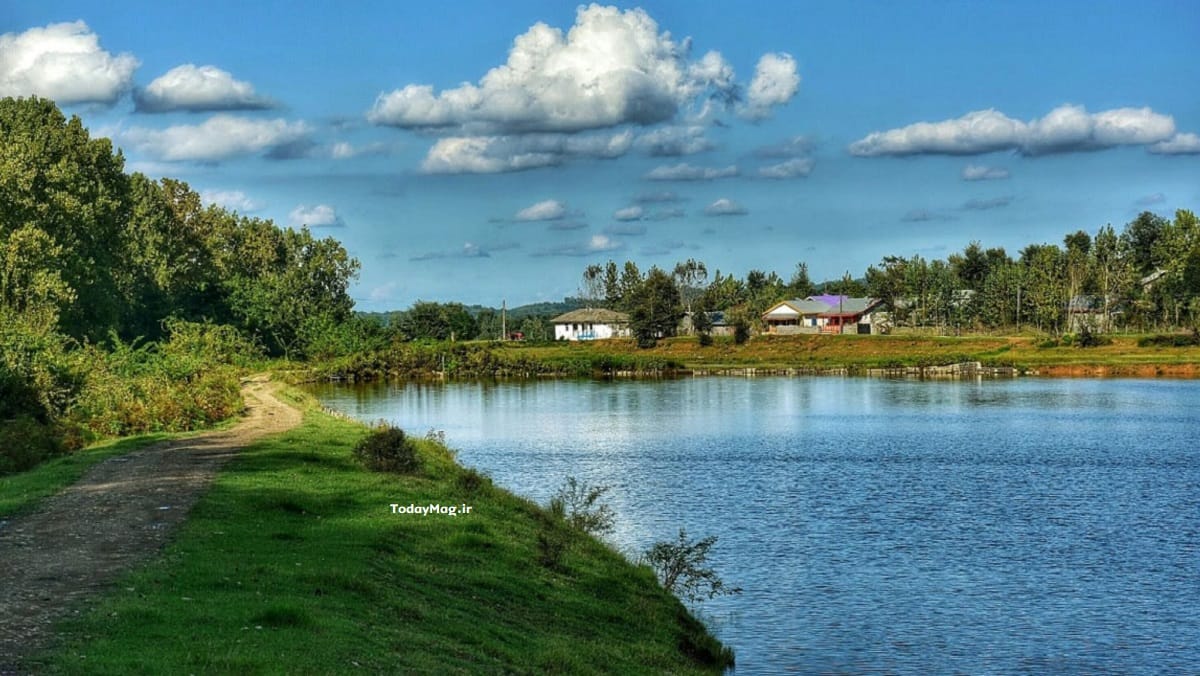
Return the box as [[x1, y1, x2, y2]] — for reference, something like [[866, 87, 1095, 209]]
[[0, 376, 301, 670]]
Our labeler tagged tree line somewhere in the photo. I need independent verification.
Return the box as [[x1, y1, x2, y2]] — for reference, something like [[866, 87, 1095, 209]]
[[1, 96, 361, 471], [569, 209, 1199, 342]]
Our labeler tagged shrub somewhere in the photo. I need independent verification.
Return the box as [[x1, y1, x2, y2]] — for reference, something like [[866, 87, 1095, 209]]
[[0, 414, 64, 475], [456, 467, 492, 495], [1074, 324, 1112, 348], [535, 499, 570, 570], [551, 476, 615, 536], [644, 529, 741, 604], [352, 424, 419, 473]]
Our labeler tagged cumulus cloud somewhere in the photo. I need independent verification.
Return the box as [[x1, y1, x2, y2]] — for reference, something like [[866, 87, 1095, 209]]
[[740, 52, 800, 121], [605, 223, 647, 236], [330, 141, 395, 159], [421, 130, 632, 173], [850, 105, 1178, 157], [199, 189, 263, 212], [704, 198, 747, 216], [533, 234, 625, 257], [961, 164, 1010, 181], [962, 196, 1013, 211], [134, 64, 274, 113], [368, 5, 740, 135], [637, 125, 713, 156], [758, 157, 813, 179], [754, 135, 813, 158], [515, 199, 569, 222], [645, 162, 738, 181], [288, 204, 344, 228], [0, 21, 138, 104], [120, 115, 312, 162], [1149, 132, 1200, 155], [613, 205, 644, 221]]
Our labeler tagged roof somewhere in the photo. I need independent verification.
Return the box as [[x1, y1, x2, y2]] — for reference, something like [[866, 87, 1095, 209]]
[[763, 296, 880, 319], [550, 308, 630, 324]]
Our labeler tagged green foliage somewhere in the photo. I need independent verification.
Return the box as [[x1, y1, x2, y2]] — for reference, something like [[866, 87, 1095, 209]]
[[1137, 331, 1200, 347], [551, 476, 616, 536], [396, 301, 479, 341], [0, 414, 65, 475], [630, 266, 683, 348], [352, 423, 419, 473], [644, 529, 742, 604]]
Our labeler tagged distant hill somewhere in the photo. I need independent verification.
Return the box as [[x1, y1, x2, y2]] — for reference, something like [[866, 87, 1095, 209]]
[[358, 298, 587, 323]]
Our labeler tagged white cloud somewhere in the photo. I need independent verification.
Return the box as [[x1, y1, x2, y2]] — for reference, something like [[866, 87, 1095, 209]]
[[120, 115, 312, 162], [850, 105, 1177, 157], [614, 206, 644, 221], [134, 64, 273, 113], [637, 125, 713, 156], [1149, 132, 1200, 155], [740, 52, 800, 120], [533, 233, 625, 257], [368, 5, 739, 135], [200, 189, 263, 212], [515, 199, 569, 222], [0, 21, 138, 104], [961, 164, 1010, 181], [1135, 193, 1166, 206], [421, 130, 632, 174], [704, 198, 747, 216], [758, 157, 813, 179], [644, 162, 738, 181], [330, 141, 394, 159], [288, 204, 344, 228]]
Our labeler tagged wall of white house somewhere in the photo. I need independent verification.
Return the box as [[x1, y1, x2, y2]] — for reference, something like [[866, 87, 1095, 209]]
[[553, 322, 627, 341]]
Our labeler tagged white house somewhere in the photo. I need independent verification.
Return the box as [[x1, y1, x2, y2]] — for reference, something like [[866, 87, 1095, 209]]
[[550, 308, 631, 341]]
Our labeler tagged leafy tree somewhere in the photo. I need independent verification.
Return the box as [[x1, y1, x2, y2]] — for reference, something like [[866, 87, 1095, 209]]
[[1122, 211, 1168, 275], [691, 296, 714, 346], [628, 267, 682, 348], [399, 301, 478, 342], [0, 96, 130, 340], [581, 263, 605, 308], [672, 258, 708, 312]]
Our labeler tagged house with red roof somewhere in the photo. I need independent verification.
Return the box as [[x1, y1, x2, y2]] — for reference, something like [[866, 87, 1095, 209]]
[[761, 296, 886, 335]]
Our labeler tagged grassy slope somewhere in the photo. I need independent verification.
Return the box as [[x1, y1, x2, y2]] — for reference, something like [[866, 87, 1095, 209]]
[[33, 389, 729, 674], [502, 334, 1200, 372]]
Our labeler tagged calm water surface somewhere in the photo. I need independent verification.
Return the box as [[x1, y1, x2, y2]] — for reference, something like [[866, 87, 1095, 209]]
[[308, 377, 1200, 674]]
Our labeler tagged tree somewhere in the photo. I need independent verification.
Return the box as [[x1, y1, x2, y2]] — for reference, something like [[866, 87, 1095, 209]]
[[644, 529, 741, 604], [786, 262, 815, 297], [691, 296, 714, 346], [1020, 244, 1067, 334], [617, 261, 643, 311], [1122, 211, 1168, 275], [1091, 224, 1130, 330], [603, 260, 620, 307], [581, 263, 605, 308], [672, 258, 708, 312], [0, 96, 131, 340], [398, 301, 478, 342], [628, 267, 682, 348]]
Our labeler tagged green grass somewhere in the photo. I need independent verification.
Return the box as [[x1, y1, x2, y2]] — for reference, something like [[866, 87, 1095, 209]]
[[0, 434, 170, 518], [32, 402, 731, 674]]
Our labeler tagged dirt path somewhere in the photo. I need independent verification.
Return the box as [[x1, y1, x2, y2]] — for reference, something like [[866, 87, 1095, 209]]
[[0, 375, 301, 670]]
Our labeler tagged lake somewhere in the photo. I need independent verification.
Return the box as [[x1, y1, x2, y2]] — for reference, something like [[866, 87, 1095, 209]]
[[307, 376, 1200, 674]]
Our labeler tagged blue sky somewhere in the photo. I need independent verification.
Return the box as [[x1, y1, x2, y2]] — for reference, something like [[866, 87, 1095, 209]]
[[4, 1, 1198, 309]]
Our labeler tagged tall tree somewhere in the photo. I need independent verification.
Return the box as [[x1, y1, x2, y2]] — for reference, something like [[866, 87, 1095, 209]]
[[628, 267, 682, 348]]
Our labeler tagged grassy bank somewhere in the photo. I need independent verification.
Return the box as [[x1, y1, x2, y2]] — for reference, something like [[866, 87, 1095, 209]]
[[28, 389, 731, 674], [298, 332, 1200, 383]]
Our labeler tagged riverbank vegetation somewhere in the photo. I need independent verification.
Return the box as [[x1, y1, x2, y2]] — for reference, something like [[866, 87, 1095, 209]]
[[28, 398, 732, 673], [1, 96, 358, 474]]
